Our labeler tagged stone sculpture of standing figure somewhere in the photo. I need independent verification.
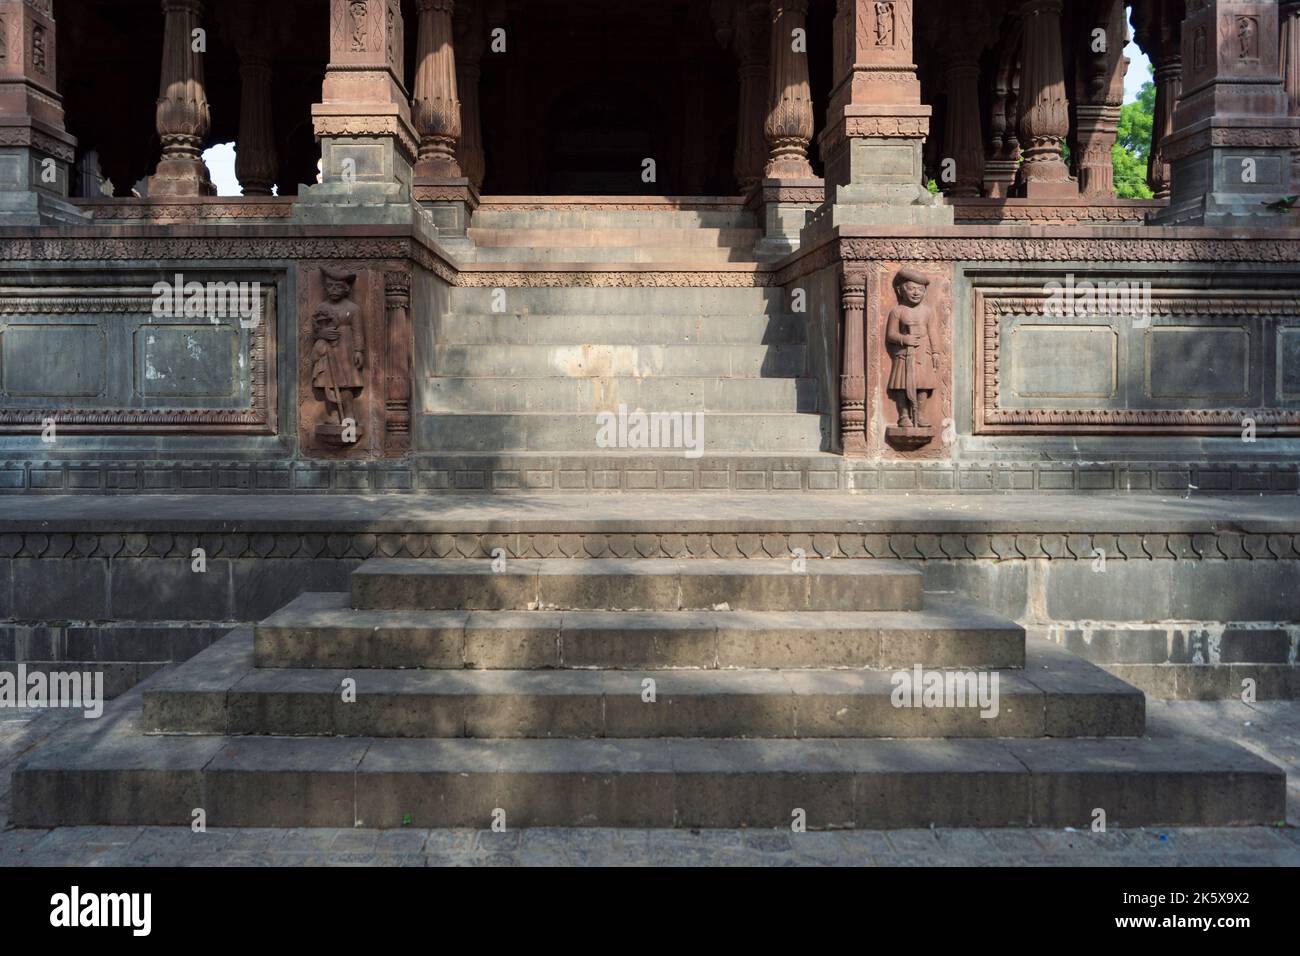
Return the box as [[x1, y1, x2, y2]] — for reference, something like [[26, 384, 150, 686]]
[[885, 267, 939, 429], [311, 266, 366, 434]]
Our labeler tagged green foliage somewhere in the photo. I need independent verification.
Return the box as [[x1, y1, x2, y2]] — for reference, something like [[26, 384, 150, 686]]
[[1114, 71, 1156, 199]]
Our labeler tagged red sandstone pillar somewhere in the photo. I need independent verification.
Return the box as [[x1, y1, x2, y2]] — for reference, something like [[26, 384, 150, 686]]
[[734, 1, 770, 195], [813, 0, 948, 225], [1145, 1, 1184, 199], [941, 55, 985, 198], [763, 0, 815, 179], [413, 0, 461, 179], [1014, 0, 1076, 198], [455, 0, 487, 191], [148, 0, 214, 197], [233, 24, 277, 197], [1075, 0, 1129, 197], [1283, 1, 1300, 182]]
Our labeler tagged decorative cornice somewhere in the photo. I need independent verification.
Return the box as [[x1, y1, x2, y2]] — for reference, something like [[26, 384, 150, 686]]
[[1162, 126, 1300, 163], [455, 269, 774, 288]]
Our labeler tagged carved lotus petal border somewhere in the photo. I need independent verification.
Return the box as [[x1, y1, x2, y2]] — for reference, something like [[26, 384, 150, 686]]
[[4, 530, 1295, 561]]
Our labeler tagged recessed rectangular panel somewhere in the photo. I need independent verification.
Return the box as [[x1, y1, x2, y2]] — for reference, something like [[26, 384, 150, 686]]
[[1, 324, 105, 397], [136, 325, 239, 398], [1279, 327, 1300, 400], [1009, 325, 1117, 399], [1146, 326, 1249, 400]]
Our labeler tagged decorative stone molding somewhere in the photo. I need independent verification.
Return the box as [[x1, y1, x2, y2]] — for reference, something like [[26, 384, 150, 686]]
[[1, 458, 1297, 496], [951, 200, 1160, 224], [455, 270, 776, 288], [310, 115, 421, 162], [0, 124, 74, 161], [1160, 126, 1300, 162], [0, 527, 1296, 561], [76, 200, 295, 221]]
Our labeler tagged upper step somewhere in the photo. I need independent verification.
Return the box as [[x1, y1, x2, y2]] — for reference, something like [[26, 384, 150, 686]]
[[350, 559, 925, 612], [468, 227, 763, 248], [437, 313, 801, 346], [450, 286, 785, 315], [471, 203, 756, 231], [432, 343, 805, 378]]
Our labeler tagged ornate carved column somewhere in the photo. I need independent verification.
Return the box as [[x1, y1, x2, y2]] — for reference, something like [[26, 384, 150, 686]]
[[1014, 0, 1076, 198], [734, 1, 770, 194], [838, 265, 868, 456], [1075, 0, 1129, 197], [763, 0, 815, 179], [813, 0, 949, 229], [414, 0, 461, 179], [984, 62, 1022, 197], [941, 55, 985, 197], [233, 26, 277, 196], [0, 0, 86, 223], [1153, 0, 1299, 224], [148, 0, 214, 197], [1283, 1, 1300, 182], [455, 0, 487, 191]]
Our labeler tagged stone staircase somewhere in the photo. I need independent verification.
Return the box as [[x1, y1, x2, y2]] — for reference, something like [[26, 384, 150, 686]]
[[418, 203, 828, 456], [12, 558, 1283, 829]]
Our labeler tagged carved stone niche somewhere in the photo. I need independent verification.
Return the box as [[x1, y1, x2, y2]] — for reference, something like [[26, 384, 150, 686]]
[[868, 262, 954, 458], [297, 263, 387, 458]]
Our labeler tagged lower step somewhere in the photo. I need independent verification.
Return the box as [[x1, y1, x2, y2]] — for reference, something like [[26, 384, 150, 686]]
[[143, 631, 1140, 739], [257, 592, 1024, 669], [350, 559, 924, 612], [13, 697, 1282, 829], [414, 412, 827, 453]]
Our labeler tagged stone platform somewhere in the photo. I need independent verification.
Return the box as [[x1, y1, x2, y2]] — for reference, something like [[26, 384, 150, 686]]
[[2, 493, 1297, 701], [9, 554, 1285, 830]]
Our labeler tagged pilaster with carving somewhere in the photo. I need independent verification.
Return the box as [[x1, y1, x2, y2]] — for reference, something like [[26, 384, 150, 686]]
[[839, 264, 868, 456], [384, 270, 412, 455]]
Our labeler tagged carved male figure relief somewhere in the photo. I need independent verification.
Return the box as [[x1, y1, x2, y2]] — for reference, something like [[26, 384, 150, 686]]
[[885, 268, 939, 430], [874, 2, 894, 47], [311, 266, 366, 438]]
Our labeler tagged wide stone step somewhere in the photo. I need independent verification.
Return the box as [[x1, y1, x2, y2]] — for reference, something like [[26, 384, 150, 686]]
[[143, 631, 1139, 739], [350, 559, 924, 612], [422, 377, 818, 414], [468, 226, 763, 248], [471, 246, 758, 264], [432, 343, 806, 378], [440, 313, 801, 345], [256, 592, 1025, 670], [415, 412, 827, 453], [450, 286, 784, 315], [13, 693, 1281, 828], [470, 207, 755, 230]]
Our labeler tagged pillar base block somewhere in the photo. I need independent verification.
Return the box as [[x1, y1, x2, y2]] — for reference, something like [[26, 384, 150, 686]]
[[415, 177, 481, 257], [745, 177, 823, 260], [1149, 117, 1300, 226], [0, 119, 88, 225], [294, 133, 424, 227]]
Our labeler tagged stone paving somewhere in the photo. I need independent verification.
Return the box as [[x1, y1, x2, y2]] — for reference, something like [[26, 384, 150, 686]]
[[1, 699, 1297, 867]]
